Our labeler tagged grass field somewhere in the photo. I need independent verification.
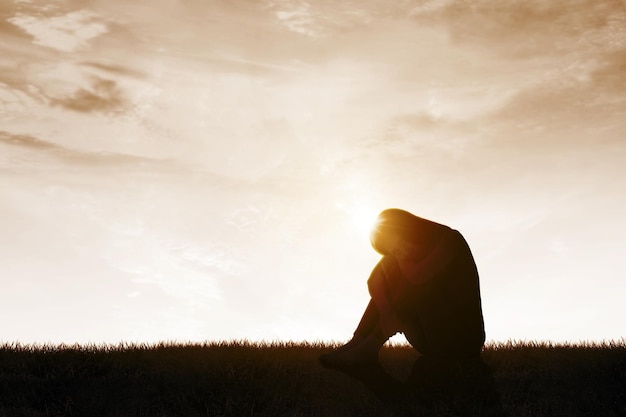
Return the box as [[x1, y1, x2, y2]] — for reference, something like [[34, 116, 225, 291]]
[[0, 340, 624, 417]]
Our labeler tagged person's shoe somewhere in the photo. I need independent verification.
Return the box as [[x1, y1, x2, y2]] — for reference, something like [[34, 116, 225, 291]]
[[333, 335, 366, 353], [319, 338, 381, 370], [321, 330, 387, 368], [319, 348, 378, 370]]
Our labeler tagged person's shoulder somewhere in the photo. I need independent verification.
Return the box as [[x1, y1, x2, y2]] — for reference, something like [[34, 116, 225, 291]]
[[442, 225, 460, 236], [442, 227, 465, 248]]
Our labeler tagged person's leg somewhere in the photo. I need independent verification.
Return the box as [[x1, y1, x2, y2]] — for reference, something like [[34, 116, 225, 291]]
[[352, 299, 379, 339], [329, 259, 390, 354], [319, 322, 386, 367], [320, 299, 388, 366], [320, 263, 402, 366], [402, 320, 430, 356], [330, 299, 379, 353]]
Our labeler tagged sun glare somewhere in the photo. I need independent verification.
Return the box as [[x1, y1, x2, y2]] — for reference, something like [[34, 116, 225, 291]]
[[351, 206, 378, 236], [336, 201, 378, 238], [334, 176, 382, 240]]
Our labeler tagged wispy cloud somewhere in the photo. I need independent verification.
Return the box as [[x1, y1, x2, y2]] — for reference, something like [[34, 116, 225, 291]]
[[409, 0, 456, 16], [0, 131, 163, 167], [274, 5, 319, 37], [80, 61, 147, 78], [265, 0, 379, 38], [9, 9, 108, 52], [410, 0, 626, 55], [50, 76, 127, 113]]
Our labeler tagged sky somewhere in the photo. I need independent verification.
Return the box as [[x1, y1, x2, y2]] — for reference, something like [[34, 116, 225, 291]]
[[1, 0, 625, 345]]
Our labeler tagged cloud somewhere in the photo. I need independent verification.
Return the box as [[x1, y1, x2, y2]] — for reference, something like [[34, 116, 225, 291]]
[[0, 1, 30, 40], [481, 57, 626, 143], [265, 0, 391, 38], [50, 76, 127, 114], [0, 130, 162, 167], [409, 0, 455, 15], [588, 51, 626, 94], [273, 3, 319, 37], [0, 131, 59, 151], [410, 0, 626, 56], [80, 61, 146, 78], [8, 9, 108, 52], [1, 5, 140, 118]]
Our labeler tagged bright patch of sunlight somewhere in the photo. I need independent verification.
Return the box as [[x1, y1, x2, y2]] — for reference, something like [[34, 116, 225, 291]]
[[352, 205, 379, 237], [334, 176, 382, 240], [336, 201, 379, 239]]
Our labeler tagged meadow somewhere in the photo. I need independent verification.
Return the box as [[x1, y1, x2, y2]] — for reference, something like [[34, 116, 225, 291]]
[[0, 340, 624, 417]]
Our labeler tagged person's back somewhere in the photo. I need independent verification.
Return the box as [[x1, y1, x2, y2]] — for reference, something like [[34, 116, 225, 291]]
[[400, 228, 485, 359]]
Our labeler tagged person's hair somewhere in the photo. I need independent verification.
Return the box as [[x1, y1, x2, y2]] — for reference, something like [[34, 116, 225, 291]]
[[369, 208, 445, 255]]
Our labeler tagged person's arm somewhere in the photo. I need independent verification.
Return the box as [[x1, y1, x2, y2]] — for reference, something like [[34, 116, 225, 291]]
[[398, 228, 461, 285]]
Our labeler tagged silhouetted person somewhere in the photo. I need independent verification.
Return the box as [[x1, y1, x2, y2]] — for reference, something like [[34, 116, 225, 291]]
[[320, 209, 493, 406]]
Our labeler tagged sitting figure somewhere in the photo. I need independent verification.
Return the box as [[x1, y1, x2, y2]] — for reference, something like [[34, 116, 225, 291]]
[[320, 208, 486, 373]]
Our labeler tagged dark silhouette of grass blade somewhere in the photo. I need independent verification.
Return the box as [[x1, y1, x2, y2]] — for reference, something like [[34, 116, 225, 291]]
[[0, 340, 624, 416]]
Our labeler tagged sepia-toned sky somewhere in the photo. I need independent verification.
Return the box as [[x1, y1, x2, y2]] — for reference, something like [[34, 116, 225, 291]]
[[1, 0, 625, 345]]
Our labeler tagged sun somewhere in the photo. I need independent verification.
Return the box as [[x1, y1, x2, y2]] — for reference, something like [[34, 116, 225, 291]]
[[335, 201, 379, 238], [350, 205, 379, 236], [334, 176, 382, 238]]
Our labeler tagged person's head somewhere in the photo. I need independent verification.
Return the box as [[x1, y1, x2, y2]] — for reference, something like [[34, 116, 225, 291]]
[[369, 208, 443, 258]]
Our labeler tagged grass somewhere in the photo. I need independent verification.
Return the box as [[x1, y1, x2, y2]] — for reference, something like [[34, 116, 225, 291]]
[[0, 340, 624, 416]]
